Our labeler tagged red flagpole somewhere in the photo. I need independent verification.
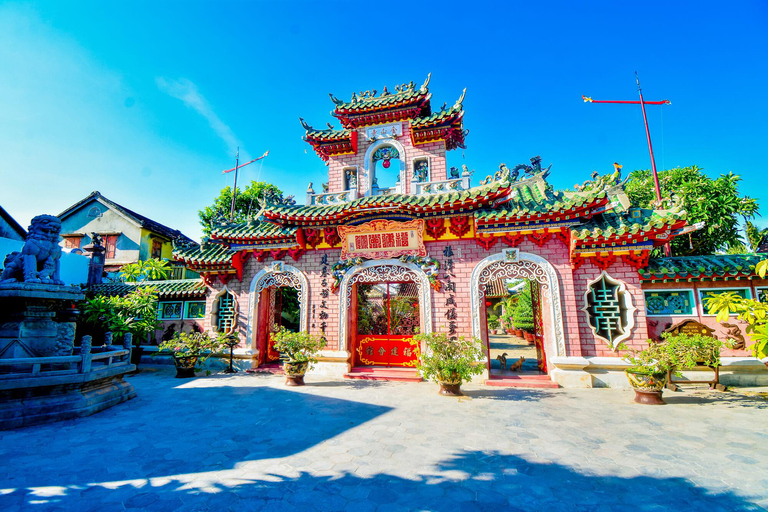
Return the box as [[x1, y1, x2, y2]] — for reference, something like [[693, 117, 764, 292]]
[[582, 73, 672, 256]]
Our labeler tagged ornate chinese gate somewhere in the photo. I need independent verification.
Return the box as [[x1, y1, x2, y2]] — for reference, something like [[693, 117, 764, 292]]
[[354, 282, 421, 367]]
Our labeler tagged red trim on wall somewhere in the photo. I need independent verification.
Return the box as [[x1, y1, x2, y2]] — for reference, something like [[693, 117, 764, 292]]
[[287, 247, 304, 262], [528, 232, 552, 247], [593, 253, 616, 271], [425, 218, 446, 239], [501, 233, 524, 247], [323, 227, 341, 247], [449, 216, 471, 238], [475, 233, 498, 250]]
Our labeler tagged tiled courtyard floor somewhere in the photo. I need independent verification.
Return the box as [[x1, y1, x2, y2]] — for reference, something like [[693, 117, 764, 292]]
[[1, 367, 767, 512]]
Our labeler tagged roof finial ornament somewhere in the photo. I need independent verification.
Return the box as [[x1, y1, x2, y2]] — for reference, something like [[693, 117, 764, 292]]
[[299, 117, 312, 130], [454, 87, 467, 108], [327, 122, 335, 130], [329, 93, 343, 105], [420, 72, 432, 92], [441, 102, 447, 111], [351, 92, 358, 102], [382, 86, 389, 96]]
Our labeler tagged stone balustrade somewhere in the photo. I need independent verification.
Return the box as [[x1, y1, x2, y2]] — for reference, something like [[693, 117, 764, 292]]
[[0, 332, 132, 379]]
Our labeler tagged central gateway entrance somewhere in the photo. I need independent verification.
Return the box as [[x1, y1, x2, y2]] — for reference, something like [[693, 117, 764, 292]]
[[353, 282, 420, 367]]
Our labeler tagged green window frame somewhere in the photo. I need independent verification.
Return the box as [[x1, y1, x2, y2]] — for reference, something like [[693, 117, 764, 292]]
[[184, 301, 206, 319], [699, 288, 751, 316], [158, 301, 182, 320], [644, 290, 695, 316]]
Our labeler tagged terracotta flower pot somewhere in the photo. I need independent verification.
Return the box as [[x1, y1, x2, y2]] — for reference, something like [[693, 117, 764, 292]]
[[173, 355, 199, 378], [515, 329, 524, 338], [283, 361, 309, 386], [523, 332, 534, 343], [625, 370, 667, 405], [437, 372, 463, 396]]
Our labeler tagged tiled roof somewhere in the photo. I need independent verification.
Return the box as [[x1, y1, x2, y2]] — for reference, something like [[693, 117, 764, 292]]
[[0, 204, 26, 239], [262, 180, 510, 226], [640, 254, 767, 281], [211, 221, 297, 242], [304, 127, 353, 141], [90, 279, 207, 299], [172, 241, 233, 267], [58, 191, 195, 244], [410, 93, 464, 129], [474, 181, 606, 224], [570, 206, 687, 242], [332, 85, 429, 113]]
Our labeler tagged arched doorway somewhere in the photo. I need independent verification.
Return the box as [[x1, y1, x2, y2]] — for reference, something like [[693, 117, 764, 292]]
[[363, 139, 407, 195], [338, 259, 433, 367], [246, 263, 309, 367], [470, 249, 566, 380]]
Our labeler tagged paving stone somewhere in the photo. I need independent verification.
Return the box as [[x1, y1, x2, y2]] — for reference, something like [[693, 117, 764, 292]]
[[0, 368, 766, 511]]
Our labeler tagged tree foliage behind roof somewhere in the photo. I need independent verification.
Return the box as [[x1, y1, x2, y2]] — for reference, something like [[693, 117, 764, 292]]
[[624, 166, 758, 256], [198, 181, 295, 237]]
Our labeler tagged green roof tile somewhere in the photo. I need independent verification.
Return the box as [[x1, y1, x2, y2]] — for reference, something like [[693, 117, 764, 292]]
[[640, 255, 767, 280], [90, 279, 207, 299]]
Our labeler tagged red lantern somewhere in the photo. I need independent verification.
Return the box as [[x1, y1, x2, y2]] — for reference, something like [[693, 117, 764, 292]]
[[485, 301, 492, 307], [382, 159, 391, 168]]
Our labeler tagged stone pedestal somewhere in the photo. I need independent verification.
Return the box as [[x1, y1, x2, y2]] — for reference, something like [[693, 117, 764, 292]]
[[0, 283, 84, 361]]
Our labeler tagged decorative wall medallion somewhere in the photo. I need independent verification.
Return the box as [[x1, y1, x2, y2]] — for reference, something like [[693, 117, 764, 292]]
[[581, 271, 636, 350], [504, 248, 519, 262]]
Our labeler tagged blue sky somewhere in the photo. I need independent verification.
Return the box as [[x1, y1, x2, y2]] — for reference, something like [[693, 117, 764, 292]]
[[1, 1, 766, 242]]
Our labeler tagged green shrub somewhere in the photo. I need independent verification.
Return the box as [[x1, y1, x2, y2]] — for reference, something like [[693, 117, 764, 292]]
[[271, 327, 327, 365], [512, 282, 534, 332]]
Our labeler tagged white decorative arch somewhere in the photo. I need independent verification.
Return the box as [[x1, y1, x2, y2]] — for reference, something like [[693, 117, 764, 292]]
[[338, 259, 433, 352], [245, 263, 309, 350], [362, 138, 407, 195], [470, 250, 566, 357]]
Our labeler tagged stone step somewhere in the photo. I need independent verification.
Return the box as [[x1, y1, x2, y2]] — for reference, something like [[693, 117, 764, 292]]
[[485, 374, 559, 388], [344, 367, 422, 382]]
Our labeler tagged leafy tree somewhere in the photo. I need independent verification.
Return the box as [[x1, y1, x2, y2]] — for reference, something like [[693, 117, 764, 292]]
[[119, 258, 170, 282], [81, 287, 160, 346], [512, 281, 535, 333], [624, 166, 758, 256], [198, 181, 296, 236], [745, 221, 768, 252]]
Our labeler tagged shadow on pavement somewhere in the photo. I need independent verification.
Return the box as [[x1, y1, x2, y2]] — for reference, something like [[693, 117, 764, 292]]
[[4, 449, 761, 511], [0, 385, 391, 491]]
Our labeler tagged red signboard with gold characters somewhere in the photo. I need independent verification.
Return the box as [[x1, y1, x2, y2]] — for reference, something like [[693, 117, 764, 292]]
[[338, 219, 426, 260], [356, 336, 420, 367]]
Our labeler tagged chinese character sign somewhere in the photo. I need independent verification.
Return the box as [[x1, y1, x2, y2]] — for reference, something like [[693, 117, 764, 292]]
[[338, 219, 426, 260]]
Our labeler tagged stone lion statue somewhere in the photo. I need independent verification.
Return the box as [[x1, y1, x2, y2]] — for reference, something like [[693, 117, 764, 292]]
[[0, 214, 63, 285]]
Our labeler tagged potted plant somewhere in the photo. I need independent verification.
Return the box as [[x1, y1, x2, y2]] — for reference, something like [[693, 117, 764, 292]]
[[487, 313, 501, 334], [705, 259, 768, 366], [157, 331, 226, 378], [270, 328, 327, 386], [412, 332, 484, 396], [621, 333, 726, 405]]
